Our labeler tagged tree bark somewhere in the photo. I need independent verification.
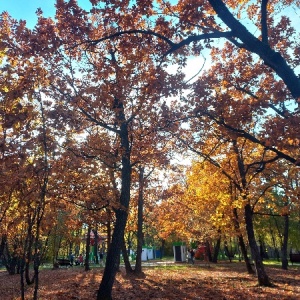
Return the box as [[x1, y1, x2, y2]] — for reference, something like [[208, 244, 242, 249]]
[[94, 229, 99, 264], [205, 240, 212, 262], [244, 203, 272, 286], [281, 212, 289, 270], [135, 166, 145, 274], [85, 225, 91, 271], [97, 97, 131, 300], [212, 236, 221, 263], [121, 237, 133, 273], [232, 207, 254, 274]]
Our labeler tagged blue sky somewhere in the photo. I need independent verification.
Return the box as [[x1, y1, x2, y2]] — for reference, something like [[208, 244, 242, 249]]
[[0, 0, 92, 28]]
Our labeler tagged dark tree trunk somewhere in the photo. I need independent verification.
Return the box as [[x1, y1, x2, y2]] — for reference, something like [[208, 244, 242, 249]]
[[85, 226, 91, 271], [94, 229, 99, 264], [205, 240, 212, 262], [232, 207, 254, 274], [20, 258, 25, 300], [232, 139, 270, 285], [98, 209, 129, 300], [160, 239, 165, 259], [33, 250, 41, 300], [281, 212, 289, 270], [238, 234, 254, 274], [97, 96, 131, 300], [269, 217, 280, 261], [106, 210, 112, 250], [244, 203, 272, 286], [0, 235, 18, 275], [135, 167, 145, 274], [121, 237, 133, 273], [212, 237, 221, 263]]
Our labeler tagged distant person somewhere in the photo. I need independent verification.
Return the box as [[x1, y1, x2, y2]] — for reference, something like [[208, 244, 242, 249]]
[[79, 254, 83, 266], [69, 252, 74, 265], [188, 249, 194, 264], [190, 249, 195, 264]]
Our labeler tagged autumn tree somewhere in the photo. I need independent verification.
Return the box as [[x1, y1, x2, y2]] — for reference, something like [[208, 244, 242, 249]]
[[1, 0, 300, 297], [82, 0, 299, 166], [8, 3, 185, 299]]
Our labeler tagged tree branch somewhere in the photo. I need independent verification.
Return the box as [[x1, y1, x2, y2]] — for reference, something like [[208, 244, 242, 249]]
[[208, 0, 300, 99], [261, 0, 269, 45], [88, 29, 175, 47], [200, 110, 299, 165]]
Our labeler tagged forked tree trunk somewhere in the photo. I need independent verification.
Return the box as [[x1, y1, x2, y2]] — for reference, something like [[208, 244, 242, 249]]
[[232, 207, 254, 274], [0, 235, 18, 275], [238, 234, 254, 274], [244, 203, 272, 286]]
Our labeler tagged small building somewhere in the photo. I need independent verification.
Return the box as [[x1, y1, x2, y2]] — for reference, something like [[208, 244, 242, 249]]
[[173, 242, 186, 262]]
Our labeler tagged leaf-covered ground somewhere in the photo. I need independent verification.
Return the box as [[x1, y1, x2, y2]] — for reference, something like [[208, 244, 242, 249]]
[[0, 262, 299, 299]]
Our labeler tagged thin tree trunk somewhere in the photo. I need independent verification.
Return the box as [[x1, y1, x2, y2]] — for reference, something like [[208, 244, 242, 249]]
[[121, 237, 133, 273], [232, 207, 254, 274], [85, 226, 91, 271], [106, 210, 112, 250], [25, 222, 35, 285], [160, 239, 165, 259], [33, 250, 41, 300], [94, 229, 99, 264], [269, 217, 280, 261], [20, 258, 25, 300], [281, 212, 289, 270], [232, 140, 270, 285], [135, 166, 145, 274]]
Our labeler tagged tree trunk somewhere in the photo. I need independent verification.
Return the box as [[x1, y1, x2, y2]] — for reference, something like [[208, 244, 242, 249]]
[[160, 239, 165, 259], [238, 234, 254, 274], [232, 207, 254, 274], [212, 237, 221, 263], [25, 225, 35, 285], [281, 212, 289, 270], [244, 203, 272, 286], [121, 237, 133, 273], [0, 235, 18, 275], [135, 167, 145, 274], [94, 229, 99, 264], [85, 226, 91, 271], [97, 100, 131, 300], [97, 209, 129, 300], [106, 210, 112, 250], [269, 217, 280, 261], [205, 240, 212, 262], [33, 250, 41, 300]]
